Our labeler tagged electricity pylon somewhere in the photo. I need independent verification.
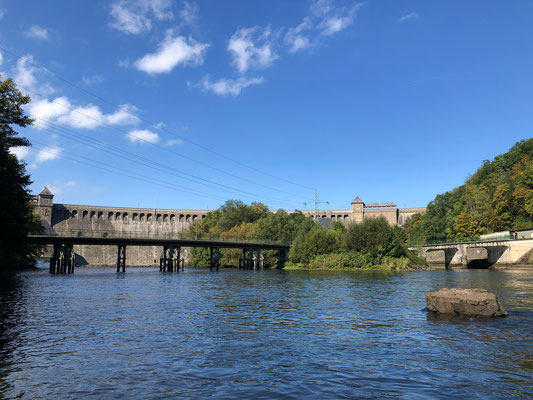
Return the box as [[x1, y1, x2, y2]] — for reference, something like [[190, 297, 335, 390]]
[[304, 190, 329, 221]]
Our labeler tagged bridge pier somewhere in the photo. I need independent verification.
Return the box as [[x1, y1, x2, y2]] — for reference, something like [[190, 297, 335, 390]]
[[209, 247, 220, 271], [117, 245, 126, 272], [239, 248, 253, 270], [160, 246, 183, 272], [49, 244, 75, 274]]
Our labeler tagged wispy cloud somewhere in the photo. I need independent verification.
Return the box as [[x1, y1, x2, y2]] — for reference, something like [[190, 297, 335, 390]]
[[164, 138, 183, 146], [109, 0, 173, 35], [316, 2, 363, 36], [82, 74, 104, 85], [228, 27, 278, 74], [193, 75, 264, 96], [125, 129, 160, 144], [134, 32, 209, 74], [411, 74, 459, 84], [284, 0, 363, 56], [9, 146, 30, 160], [285, 17, 313, 53], [24, 25, 50, 40], [399, 13, 419, 23], [0, 9, 6, 20], [35, 146, 63, 163], [12, 54, 55, 95], [179, 1, 199, 27]]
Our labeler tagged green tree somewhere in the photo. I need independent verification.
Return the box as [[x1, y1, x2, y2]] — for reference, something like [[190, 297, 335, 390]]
[[0, 77, 42, 271], [453, 212, 483, 239], [344, 216, 406, 258], [288, 225, 343, 264]]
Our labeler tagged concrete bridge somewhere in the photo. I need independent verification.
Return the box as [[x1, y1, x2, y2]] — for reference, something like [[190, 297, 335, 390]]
[[30, 232, 290, 274], [415, 238, 533, 269]]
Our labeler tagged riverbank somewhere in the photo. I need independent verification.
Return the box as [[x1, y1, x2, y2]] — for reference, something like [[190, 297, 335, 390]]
[[283, 250, 428, 271]]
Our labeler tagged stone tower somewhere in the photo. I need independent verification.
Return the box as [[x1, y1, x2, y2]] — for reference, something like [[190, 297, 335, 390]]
[[37, 187, 54, 229], [351, 196, 364, 223]]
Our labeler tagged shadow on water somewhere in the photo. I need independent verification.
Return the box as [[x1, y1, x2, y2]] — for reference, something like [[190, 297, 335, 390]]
[[0, 274, 25, 394]]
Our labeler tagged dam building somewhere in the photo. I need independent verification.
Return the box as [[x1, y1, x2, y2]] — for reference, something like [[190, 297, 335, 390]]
[[32, 188, 425, 266]]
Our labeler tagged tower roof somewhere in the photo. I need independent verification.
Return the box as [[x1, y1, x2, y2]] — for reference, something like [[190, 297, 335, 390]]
[[39, 187, 53, 196], [351, 196, 363, 204]]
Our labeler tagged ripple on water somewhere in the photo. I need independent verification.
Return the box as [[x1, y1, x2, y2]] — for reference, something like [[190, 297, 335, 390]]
[[0, 267, 532, 399]]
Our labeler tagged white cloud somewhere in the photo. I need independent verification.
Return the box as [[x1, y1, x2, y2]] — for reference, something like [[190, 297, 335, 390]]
[[285, 17, 313, 53], [399, 13, 420, 23], [105, 104, 140, 125], [308, 0, 363, 36], [164, 138, 183, 146], [11, 54, 55, 95], [126, 129, 160, 144], [195, 75, 264, 96], [28, 96, 71, 124], [9, 147, 30, 160], [228, 27, 278, 74], [29, 97, 140, 130], [14, 56, 38, 90], [82, 75, 104, 85], [0, 9, 5, 20], [109, 0, 173, 35], [24, 25, 50, 40], [179, 1, 198, 26], [134, 33, 209, 74], [318, 3, 362, 36], [35, 146, 63, 163], [310, 0, 333, 17], [0, 51, 3, 65]]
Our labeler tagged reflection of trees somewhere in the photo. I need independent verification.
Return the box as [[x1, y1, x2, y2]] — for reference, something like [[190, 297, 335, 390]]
[[0, 275, 25, 395]]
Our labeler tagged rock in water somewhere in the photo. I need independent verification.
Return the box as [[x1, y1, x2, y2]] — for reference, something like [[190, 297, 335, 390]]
[[426, 288, 508, 317]]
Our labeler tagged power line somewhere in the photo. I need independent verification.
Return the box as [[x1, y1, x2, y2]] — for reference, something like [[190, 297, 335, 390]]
[[304, 190, 329, 221], [30, 142, 245, 204], [21, 85, 309, 202], [30, 141, 302, 209], [0, 44, 314, 191], [32, 119, 305, 208]]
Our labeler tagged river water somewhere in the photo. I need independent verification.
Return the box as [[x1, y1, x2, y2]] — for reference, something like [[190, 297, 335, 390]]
[[0, 267, 531, 399]]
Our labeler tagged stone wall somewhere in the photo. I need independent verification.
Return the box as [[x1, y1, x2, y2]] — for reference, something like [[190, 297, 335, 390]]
[[33, 188, 426, 266]]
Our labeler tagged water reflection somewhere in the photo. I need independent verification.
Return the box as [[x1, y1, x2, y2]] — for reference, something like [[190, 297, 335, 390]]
[[0, 267, 531, 398]]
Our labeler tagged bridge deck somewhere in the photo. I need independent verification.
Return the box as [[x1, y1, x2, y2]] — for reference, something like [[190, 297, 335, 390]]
[[28, 234, 291, 250]]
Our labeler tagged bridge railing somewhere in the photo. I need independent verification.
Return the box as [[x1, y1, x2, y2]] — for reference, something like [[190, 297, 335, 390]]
[[407, 235, 516, 247], [31, 229, 292, 246]]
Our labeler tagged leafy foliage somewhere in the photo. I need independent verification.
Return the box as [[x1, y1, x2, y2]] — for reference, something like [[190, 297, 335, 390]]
[[344, 216, 406, 258], [0, 78, 42, 271], [405, 139, 533, 242]]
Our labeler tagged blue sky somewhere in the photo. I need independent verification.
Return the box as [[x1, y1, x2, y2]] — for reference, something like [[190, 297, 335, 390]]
[[2, 0, 532, 211]]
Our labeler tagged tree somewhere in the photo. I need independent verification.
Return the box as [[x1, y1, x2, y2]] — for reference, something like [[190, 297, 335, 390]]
[[453, 212, 483, 239], [344, 216, 406, 258], [0, 77, 42, 271], [288, 225, 342, 264]]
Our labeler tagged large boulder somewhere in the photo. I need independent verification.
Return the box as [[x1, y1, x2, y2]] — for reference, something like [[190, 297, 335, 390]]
[[426, 288, 508, 317]]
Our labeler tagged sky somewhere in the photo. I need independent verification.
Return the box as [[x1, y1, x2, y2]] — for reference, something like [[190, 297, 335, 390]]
[[1, 0, 532, 212]]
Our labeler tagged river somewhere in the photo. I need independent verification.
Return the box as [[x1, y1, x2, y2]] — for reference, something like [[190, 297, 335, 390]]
[[0, 267, 531, 399]]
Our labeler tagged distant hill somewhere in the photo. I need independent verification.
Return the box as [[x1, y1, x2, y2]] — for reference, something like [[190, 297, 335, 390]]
[[406, 138, 533, 242]]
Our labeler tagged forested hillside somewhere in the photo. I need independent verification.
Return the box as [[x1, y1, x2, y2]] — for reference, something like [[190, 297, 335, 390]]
[[406, 138, 533, 242]]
